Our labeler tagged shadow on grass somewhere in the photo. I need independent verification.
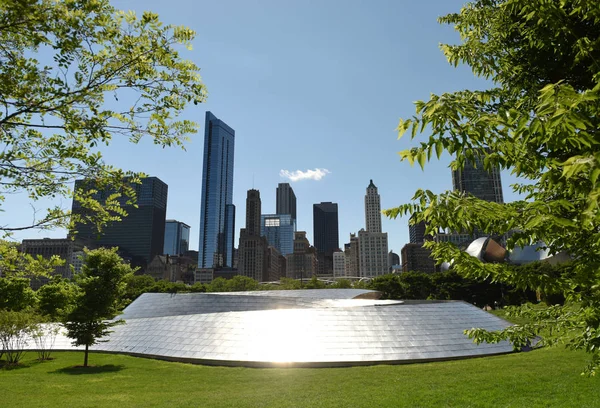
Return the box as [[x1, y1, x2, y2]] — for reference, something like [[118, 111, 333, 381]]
[[0, 359, 44, 371], [51, 364, 126, 375]]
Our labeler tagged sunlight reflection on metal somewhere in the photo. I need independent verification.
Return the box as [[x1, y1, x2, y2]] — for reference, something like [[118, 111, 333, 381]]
[[24, 290, 515, 367]]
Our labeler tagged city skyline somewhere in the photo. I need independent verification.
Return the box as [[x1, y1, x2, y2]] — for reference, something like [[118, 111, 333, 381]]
[[5, 0, 523, 256]]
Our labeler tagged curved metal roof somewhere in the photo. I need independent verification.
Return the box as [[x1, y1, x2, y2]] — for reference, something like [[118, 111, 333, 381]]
[[30, 289, 516, 367]]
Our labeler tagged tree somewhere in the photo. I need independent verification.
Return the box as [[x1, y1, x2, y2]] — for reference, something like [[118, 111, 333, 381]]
[[122, 274, 156, 305], [0, 277, 37, 311], [36, 278, 79, 321], [0, 310, 39, 365], [64, 248, 134, 367], [369, 274, 406, 300], [0, 0, 206, 235], [385, 0, 600, 374]]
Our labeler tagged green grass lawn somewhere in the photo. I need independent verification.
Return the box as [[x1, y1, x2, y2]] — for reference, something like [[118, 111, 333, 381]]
[[1, 347, 598, 408]]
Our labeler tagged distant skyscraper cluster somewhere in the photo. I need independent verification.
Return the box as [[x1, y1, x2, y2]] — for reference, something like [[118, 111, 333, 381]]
[[23, 109, 504, 288]]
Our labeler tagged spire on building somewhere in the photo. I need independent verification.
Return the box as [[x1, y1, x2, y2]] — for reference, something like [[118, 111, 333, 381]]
[[365, 179, 382, 233]]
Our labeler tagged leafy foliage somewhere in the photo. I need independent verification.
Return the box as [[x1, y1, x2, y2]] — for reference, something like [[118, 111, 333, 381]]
[[0, 277, 37, 311], [30, 322, 61, 361], [36, 278, 80, 321], [385, 0, 600, 374], [0, 243, 64, 279], [0, 310, 40, 365], [64, 248, 134, 367], [0, 0, 206, 234]]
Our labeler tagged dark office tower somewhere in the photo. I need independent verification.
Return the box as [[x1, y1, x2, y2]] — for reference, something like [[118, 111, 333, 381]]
[[198, 111, 236, 268], [72, 177, 168, 268], [163, 220, 191, 256], [313, 202, 339, 254], [276, 183, 297, 224], [313, 202, 339, 276], [245, 189, 261, 237], [409, 219, 427, 244], [238, 189, 270, 281], [452, 149, 504, 203]]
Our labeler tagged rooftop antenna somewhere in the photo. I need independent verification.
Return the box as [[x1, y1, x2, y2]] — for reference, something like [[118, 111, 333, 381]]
[[252, 174, 255, 189]]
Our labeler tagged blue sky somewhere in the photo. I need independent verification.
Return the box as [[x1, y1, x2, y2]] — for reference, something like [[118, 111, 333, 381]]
[[7, 0, 521, 254]]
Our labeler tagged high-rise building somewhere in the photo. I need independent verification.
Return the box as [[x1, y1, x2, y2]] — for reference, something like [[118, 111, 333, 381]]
[[198, 111, 236, 268], [238, 190, 273, 282], [409, 219, 428, 244], [388, 250, 400, 269], [434, 149, 504, 245], [285, 231, 318, 279], [260, 214, 296, 256], [401, 243, 437, 273], [71, 176, 168, 268], [365, 179, 382, 233], [357, 180, 388, 277], [313, 202, 339, 276], [358, 229, 389, 277], [276, 183, 297, 225], [333, 251, 346, 278], [343, 234, 360, 277], [452, 150, 503, 203], [21, 237, 97, 288], [163, 220, 190, 256], [313, 202, 339, 254], [245, 189, 261, 237]]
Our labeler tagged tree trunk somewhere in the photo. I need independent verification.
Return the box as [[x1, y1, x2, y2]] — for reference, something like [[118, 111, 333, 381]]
[[84, 344, 89, 367]]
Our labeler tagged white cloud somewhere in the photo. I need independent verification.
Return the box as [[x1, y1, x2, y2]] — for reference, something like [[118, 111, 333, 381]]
[[279, 168, 331, 182]]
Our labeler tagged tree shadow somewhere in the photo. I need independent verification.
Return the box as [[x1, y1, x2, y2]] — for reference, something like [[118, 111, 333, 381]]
[[50, 364, 126, 375], [0, 359, 44, 371]]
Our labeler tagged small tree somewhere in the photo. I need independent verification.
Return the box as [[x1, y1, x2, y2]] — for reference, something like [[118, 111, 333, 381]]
[[30, 321, 61, 362], [0, 310, 39, 365], [64, 248, 134, 367]]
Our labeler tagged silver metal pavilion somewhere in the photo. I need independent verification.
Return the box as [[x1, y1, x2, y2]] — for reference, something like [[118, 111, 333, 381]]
[[37, 289, 516, 367]]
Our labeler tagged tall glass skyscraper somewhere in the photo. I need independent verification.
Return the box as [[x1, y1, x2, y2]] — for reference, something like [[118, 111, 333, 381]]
[[276, 183, 297, 225], [164, 220, 190, 256], [198, 112, 236, 268], [260, 214, 296, 256]]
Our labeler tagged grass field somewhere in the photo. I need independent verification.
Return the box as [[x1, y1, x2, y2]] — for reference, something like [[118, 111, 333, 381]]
[[1, 346, 598, 408]]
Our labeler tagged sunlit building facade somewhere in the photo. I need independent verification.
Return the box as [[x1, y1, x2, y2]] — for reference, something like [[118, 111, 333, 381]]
[[163, 220, 190, 256], [260, 214, 295, 256]]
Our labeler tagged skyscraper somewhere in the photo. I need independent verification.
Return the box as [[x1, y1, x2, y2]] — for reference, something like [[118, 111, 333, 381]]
[[198, 111, 236, 268], [365, 179, 382, 233], [313, 202, 339, 276], [285, 231, 318, 279], [163, 220, 191, 256], [276, 183, 297, 225], [401, 243, 437, 273], [357, 180, 388, 277], [452, 150, 504, 203], [260, 214, 295, 256], [238, 189, 271, 282], [313, 202, 339, 254], [409, 218, 428, 244], [245, 189, 261, 237], [71, 176, 168, 268]]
